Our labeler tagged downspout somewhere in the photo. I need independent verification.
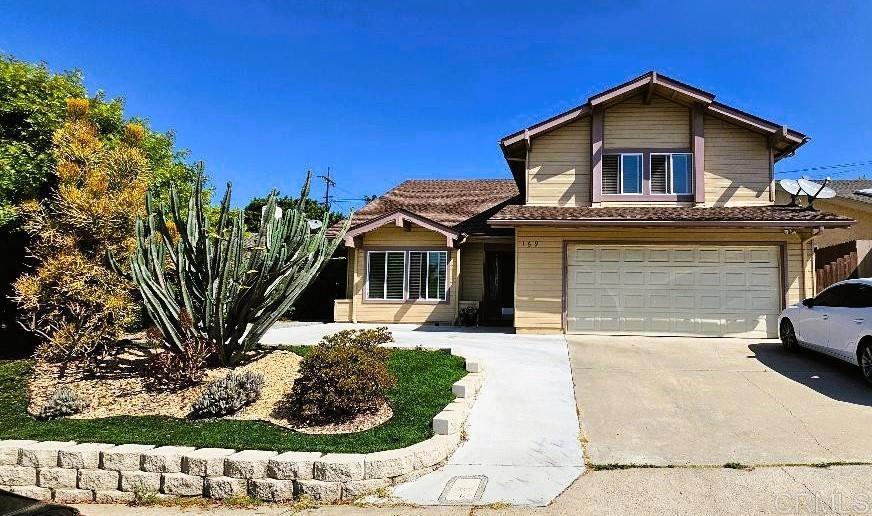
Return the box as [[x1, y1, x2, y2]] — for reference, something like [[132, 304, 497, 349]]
[[800, 227, 823, 298]]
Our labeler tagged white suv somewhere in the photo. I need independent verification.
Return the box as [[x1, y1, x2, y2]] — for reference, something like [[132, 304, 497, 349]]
[[778, 278, 872, 385]]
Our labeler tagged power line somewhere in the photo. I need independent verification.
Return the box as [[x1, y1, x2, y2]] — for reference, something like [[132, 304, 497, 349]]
[[777, 159, 872, 175], [316, 167, 335, 211]]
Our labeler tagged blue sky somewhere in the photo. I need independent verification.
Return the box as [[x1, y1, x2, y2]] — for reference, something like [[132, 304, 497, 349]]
[[2, 1, 870, 210]]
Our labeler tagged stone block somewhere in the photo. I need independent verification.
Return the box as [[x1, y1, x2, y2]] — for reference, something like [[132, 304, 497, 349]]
[[101, 444, 155, 471], [451, 376, 481, 398], [248, 478, 294, 502], [364, 449, 414, 479], [224, 450, 277, 479], [52, 488, 94, 503], [37, 467, 77, 488], [120, 470, 161, 493], [432, 409, 464, 435], [0, 440, 36, 465], [141, 446, 196, 473], [78, 468, 120, 491], [342, 478, 390, 499], [182, 448, 235, 477], [19, 441, 75, 468], [0, 465, 37, 486], [161, 472, 204, 496], [296, 478, 341, 503], [204, 476, 247, 499], [464, 359, 484, 373], [8, 485, 51, 500], [94, 489, 135, 503], [314, 454, 365, 482], [58, 443, 115, 470], [267, 451, 322, 480]]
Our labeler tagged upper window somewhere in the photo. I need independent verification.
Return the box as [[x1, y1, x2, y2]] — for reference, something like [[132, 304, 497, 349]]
[[603, 153, 642, 194], [651, 153, 693, 194], [366, 250, 447, 301]]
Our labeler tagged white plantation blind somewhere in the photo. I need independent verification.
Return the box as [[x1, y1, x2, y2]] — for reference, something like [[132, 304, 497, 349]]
[[367, 251, 405, 300], [651, 154, 668, 194], [408, 251, 447, 300], [602, 155, 619, 194]]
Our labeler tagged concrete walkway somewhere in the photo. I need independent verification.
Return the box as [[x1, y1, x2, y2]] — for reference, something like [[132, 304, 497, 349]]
[[261, 323, 584, 507]]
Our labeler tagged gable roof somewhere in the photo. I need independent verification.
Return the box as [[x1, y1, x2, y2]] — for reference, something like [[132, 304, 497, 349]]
[[499, 71, 810, 192], [331, 179, 519, 242], [826, 179, 872, 207]]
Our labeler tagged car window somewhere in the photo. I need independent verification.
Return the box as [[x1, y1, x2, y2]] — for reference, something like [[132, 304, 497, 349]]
[[814, 285, 848, 307], [843, 284, 872, 308]]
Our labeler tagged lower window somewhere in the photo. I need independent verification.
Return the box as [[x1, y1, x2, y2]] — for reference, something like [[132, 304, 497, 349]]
[[366, 250, 447, 301]]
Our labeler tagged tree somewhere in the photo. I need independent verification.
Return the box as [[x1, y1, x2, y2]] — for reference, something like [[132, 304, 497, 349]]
[[243, 192, 342, 233], [12, 99, 150, 364]]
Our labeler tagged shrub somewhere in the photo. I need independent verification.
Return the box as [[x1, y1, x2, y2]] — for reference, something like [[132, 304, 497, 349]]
[[145, 311, 214, 392], [286, 327, 396, 425], [457, 305, 479, 326], [191, 371, 264, 417], [36, 386, 89, 420]]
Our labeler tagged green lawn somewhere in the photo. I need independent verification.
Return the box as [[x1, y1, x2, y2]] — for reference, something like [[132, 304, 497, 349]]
[[0, 347, 466, 453]]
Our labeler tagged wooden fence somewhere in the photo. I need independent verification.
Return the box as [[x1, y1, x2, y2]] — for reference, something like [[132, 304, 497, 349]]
[[815, 241, 859, 293]]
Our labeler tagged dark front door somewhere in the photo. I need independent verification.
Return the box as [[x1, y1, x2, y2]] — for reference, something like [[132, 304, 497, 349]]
[[482, 251, 514, 325]]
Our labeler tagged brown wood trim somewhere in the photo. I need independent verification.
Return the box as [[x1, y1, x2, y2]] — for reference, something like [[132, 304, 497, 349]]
[[692, 104, 705, 204], [561, 239, 790, 332], [361, 247, 453, 305], [345, 210, 461, 247], [591, 106, 604, 204]]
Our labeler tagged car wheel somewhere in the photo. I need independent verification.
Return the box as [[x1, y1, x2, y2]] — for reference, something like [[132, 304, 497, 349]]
[[780, 320, 799, 352], [859, 342, 872, 386]]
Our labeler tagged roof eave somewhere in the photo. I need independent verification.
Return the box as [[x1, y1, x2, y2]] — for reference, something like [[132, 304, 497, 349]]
[[488, 218, 854, 229]]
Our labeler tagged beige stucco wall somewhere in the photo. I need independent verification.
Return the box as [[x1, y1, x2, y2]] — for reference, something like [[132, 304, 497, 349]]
[[526, 117, 592, 207], [513, 226, 814, 334], [603, 95, 690, 149], [704, 115, 772, 206], [334, 225, 459, 324], [807, 198, 872, 248]]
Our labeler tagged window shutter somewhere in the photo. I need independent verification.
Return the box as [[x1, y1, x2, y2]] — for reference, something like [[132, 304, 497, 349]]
[[368, 252, 386, 298], [602, 155, 619, 194], [385, 252, 405, 299], [651, 154, 668, 194]]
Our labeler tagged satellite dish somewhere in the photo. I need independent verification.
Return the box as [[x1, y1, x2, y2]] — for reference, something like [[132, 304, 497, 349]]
[[307, 219, 323, 230], [798, 177, 836, 210], [779, 179, 801, 206]]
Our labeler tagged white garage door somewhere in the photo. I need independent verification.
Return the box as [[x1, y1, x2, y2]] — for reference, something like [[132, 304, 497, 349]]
[[566, 244, 782, 338]]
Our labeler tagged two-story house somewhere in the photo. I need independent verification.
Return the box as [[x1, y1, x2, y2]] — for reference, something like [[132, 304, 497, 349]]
[[331, 71, 854, 338]]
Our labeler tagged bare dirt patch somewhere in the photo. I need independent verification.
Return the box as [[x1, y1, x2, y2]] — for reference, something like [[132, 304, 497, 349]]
[[27, 348, 391, 433]]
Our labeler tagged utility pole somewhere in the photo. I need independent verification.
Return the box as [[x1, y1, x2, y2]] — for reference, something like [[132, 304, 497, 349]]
[[317, 167, 335, 211]]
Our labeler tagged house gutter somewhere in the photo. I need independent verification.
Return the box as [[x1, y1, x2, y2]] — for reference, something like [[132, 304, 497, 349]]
[[488, 219, 854, 229]]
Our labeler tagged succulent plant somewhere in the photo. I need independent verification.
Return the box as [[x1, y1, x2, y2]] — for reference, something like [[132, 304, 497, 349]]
[[191, 371, 265, 417], [36, 386, 89, 420]]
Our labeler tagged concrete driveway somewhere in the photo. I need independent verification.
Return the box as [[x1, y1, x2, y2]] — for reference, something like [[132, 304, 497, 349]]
[[570, 335, 872, 466]]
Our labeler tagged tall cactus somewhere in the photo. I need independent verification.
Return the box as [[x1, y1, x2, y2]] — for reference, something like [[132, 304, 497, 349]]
[[123, 171, 349, 366]]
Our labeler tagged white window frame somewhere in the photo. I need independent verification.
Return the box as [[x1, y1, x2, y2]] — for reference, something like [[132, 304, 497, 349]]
[[365, 250, 406, 301], [650, 152, 694, 195], [618, 153, 643, 195], [409, 250, 448, 301]]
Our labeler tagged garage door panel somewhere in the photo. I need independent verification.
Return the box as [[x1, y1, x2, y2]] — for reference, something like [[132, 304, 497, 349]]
[[566, 244, 781, 338]]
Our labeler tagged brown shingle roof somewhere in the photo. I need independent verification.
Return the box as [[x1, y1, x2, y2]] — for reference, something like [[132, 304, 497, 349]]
[[332, 179, 519, 236], [828, 179, 872, 206], [489, 205, 854, 228]]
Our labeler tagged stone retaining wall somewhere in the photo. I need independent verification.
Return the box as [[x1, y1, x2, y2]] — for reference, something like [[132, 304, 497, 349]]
[[0, 352, 484, 504]]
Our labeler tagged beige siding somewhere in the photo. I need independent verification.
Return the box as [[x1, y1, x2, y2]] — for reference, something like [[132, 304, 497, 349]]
[[526, 118, 592, 207], [809, 199, 872, 248], [704, 115, 771, 206], [514, 226, 813, 334], [603, 95, 690, 149], [339, 226, 459, 324], [460, 242, 485, 301]]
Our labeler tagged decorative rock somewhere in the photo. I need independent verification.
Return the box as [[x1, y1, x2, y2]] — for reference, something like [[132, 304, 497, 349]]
[[0, 440, 36, 465], [205, 476, 247, 499], [78, 468, 120, 491], [182, 448, 234, 477], [59, 443, 115, 470], [37, 467, 77, 488], [19, 441, 75, 468], [94, 489, 135, 503], [296, 478, 342, 503], [0, 465, 36, 486], [224, 450, 277, 479], [248, 478, 294, 502], [267, 451, 322, 480], [141, 446, 196, 473], [120, 470, 161, 493], [52, 488, 94, 503], [101, 444, 155, 471], [314, 454, 365, 482], [8, 485, 51, 500], [364, 449, 414, 479], [342, 478, 390, 499], [432, 409, 464, 435], [161, 472, 204, 496]]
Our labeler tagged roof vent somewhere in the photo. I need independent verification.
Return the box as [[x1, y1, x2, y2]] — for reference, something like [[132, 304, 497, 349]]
[[855, 188, 872, 197]]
